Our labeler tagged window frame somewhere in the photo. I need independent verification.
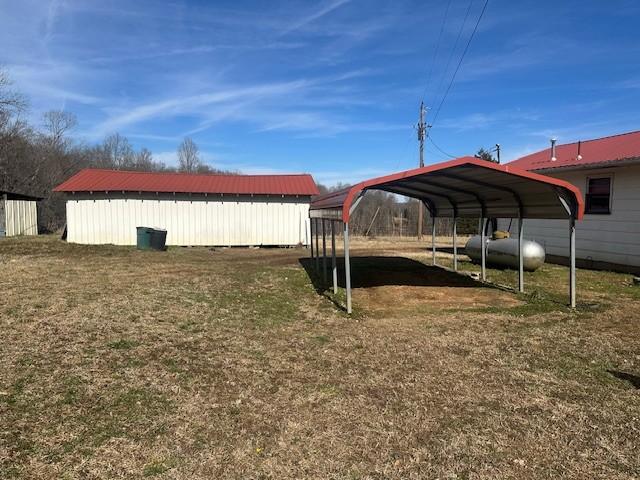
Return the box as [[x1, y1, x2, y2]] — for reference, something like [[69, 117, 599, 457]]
[[584, 175, 613, 215]]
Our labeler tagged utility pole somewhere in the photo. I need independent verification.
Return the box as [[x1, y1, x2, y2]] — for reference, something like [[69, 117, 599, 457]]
[[495, 143, 501, 164], [417, 102, 428, 240]]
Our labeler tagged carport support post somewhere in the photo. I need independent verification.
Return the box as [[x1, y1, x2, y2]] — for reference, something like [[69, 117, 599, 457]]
[[314, 219, 320, 272], [344, 222, 352, 314], [452, 217, 458, 271], [569, 217, 576, 308], [322, 219, 328, 284], [331, 221, 338, 294], [518, 217, 524, 293], [431, 216, 437, 266], [481, 217, 488, 281]]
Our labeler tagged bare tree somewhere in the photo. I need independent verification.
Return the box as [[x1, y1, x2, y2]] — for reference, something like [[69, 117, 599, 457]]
[[42, 110, 77, 148], [0, 69, 27, 131], [102, 133, 135, 169], [177, 137, 201, 173], [134, 148, 156, 170]]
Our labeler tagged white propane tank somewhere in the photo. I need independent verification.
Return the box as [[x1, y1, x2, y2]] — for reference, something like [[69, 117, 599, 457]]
[[465, 235, 545, 271]]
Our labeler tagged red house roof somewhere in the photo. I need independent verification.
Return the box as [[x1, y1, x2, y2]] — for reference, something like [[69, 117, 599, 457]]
[[54, 169, 319, 196], [509, 130, 640, 171]]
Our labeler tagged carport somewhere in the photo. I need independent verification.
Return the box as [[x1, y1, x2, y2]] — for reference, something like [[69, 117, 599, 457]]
[[309, 156, 584, 313]]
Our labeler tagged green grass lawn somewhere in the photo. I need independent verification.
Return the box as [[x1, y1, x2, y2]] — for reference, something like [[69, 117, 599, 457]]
[[1, 236, 639, 479]]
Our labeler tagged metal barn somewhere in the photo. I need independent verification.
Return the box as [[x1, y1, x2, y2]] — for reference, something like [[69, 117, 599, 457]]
[[54, 169, 318, 246], [0, 191, 40, 237]]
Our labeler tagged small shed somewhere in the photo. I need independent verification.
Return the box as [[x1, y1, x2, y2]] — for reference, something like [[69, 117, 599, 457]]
[[0, 191, 40, 237], [53, 169, 319, 247]]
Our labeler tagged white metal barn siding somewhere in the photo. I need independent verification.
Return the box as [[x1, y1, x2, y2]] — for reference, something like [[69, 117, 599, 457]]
[[66, 193, 312, 246], [498, 164, 640, 268], [3, 199, 38, 236]]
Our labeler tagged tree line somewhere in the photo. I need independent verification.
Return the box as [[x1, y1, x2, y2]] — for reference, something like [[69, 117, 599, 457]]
[[0, 69, 233, 232]]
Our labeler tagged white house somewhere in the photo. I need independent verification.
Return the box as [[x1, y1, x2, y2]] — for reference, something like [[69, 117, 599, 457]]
[[54, 169, 318, 247], [502, 130, 640, 273], [0, 191, 39, 237]]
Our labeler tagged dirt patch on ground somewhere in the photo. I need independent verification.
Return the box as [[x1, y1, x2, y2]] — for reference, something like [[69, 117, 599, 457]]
[[358, 283, 522, 314]]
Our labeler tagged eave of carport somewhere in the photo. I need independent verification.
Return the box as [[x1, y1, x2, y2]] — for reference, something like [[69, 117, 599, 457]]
[[308, 156, 584, 313]]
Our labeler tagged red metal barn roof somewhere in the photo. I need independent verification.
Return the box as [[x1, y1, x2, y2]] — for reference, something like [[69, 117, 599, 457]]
[[509, 130, 640, 171], [54, 169, 319, 196]]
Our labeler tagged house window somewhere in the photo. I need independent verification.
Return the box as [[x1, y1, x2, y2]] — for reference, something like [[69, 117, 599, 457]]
[[585, 177, 611, 214]]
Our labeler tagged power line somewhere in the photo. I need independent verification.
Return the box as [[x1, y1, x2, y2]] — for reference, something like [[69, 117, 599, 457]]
[[419, 0, 453, 104], [428, 135, 457, 159], [394, 122, 421, 170], [430, 0, 490, 127], [425, 143, 449, 162], [430, 0, 474, 109]]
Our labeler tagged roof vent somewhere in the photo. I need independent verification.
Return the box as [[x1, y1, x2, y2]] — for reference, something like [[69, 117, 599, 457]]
[[576, 140, 582, 161], [550, 138, 557, 162]]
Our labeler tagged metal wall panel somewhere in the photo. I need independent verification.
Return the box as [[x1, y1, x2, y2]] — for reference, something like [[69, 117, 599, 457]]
[[4, 199, 38, 236], [66, 194, 312, 246]]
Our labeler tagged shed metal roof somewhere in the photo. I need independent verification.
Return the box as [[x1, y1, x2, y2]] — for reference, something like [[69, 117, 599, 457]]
[[509, 130, 640, 172], [310, 157, 584, 222], [1, 190, 43, 201], [54, 169, 319, 196]]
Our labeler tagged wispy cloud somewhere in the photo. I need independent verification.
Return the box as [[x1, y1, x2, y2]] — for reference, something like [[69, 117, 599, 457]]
[[7, 62, 103, 108], [90, 68, 383, 138], [616, 77, 640, 90], [88, 42, 306, 65], [437, 110, 541, 132], [125, 133, 183, 143], [255, 111, 406, 137], [43, 0, 62, 45], [526, 121, 629, 143], [451, 32, 589, 84], [91, 79, 309, 136], [279, 0, 350, 36]]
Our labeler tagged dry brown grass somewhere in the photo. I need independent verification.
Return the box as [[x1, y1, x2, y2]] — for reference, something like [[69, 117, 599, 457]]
[[1, 235, 639, 479]]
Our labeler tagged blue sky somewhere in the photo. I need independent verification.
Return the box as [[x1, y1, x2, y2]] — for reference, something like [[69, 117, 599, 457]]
[[2, 0, 640, 185]]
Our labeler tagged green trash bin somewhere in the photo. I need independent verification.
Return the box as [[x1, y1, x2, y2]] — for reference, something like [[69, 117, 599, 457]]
[[136, 226, 153, 250], [149, 228, 167, 251]]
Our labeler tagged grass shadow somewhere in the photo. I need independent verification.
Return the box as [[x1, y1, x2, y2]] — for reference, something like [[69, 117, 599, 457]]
[[607, 370, 640, 389], [299, 256, 497, 289]]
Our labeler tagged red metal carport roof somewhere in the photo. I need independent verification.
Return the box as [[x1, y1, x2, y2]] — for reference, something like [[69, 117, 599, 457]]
[[54, 169, 319, 196], [310, 156, 584, 222]]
